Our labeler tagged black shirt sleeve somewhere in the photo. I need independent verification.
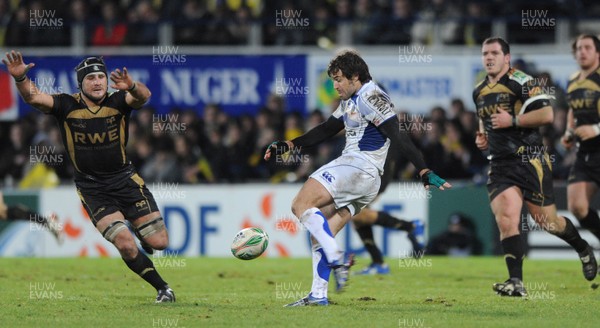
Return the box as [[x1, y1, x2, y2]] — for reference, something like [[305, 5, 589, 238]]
[[292, 116, 344, 148], [377, 116, 427, 173]]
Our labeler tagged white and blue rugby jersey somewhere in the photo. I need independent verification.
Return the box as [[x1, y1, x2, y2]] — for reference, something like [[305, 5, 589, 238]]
[[331, 81, 396, 174]]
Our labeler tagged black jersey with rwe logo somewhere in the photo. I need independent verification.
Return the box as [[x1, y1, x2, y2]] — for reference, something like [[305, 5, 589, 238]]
[[566, 67, 600, 153], [473, 68, 552, 160], [49, 91, 134, 177]]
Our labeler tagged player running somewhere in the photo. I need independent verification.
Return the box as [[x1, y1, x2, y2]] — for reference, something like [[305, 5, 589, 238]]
[[561, 34, 600, 249], [2, 51, 175, 303], [473, 37, 597, 297], [265, 50, 451, 306]]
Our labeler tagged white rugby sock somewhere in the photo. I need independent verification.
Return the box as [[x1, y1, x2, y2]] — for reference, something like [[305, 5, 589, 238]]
[[300, 207, 342, 264], [310, 243, 330, 299]]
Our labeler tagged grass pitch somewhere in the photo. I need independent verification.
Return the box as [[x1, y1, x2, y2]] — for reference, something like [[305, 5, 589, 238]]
[[0, 256, 598, 328]]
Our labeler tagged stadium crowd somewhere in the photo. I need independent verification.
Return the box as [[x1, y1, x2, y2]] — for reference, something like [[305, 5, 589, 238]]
[[0, 67, 575, 186], [0, 0, 592, 186], [1, 0, 599, 47]]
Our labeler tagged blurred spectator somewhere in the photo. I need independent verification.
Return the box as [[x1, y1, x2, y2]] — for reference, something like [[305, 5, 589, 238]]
[[306, 2, 336, 47], [0, 123, 28, 183], [352, 0, 382, 44], [228, 5, 253, 45], [428, 212, 483, 256], [5, 5, 29, 46], [459, 1, 492, 46], [0, 0, 11, 46], [378, 0, 414, 44], [141, 136, 182, 183], [173, 0, 209, 44], [90, 1, 127, 46], [411, 0, 461, 45], [125, 0, 159, 45], [264, 1, 305, 45]]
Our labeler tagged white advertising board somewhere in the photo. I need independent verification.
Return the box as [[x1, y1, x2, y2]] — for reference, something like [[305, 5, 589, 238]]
[[0, 183, 428, 258]]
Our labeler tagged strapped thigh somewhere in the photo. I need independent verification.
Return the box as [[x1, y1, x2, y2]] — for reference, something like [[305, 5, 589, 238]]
[[101, 221, 128, 243], [137, 217, 165, 238]]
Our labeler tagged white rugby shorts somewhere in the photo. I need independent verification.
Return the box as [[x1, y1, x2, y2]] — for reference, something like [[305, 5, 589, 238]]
[[309, 155, 381, 216]]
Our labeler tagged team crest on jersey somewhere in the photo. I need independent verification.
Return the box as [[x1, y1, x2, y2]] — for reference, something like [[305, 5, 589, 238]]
[[495, 93, 510, 103]]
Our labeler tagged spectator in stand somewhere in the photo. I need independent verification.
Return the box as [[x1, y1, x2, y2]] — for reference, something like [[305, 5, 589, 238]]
[[0, 122, 28, 183], [459, 1, 492, 46], [90, 2, 127, 46], [4, 5, 29, 46], [411, 0, 462, 45], [378, 0, 414, 44], [125, 0, 159, 45], [352, 0, 382, 44], [141, 136, 181, 183], [228, 5, 253, 45]]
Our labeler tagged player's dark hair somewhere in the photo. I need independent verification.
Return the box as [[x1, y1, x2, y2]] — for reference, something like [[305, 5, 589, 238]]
[[571, 34, 600, 55], [483, 37, 510, 55], [327, 50, 372, 83]]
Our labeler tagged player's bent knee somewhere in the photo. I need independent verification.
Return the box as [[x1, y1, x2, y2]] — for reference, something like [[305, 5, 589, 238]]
[[113, 231, 138, 259], [568, 203, 587, 219], [146, 230, 169, 250]]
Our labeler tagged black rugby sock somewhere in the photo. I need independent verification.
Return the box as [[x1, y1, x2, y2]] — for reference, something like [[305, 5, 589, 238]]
[[501, 235, 524, 280], [579, 208, 600, 243], [124, 251, 168, 291], [375, 212, 413, 231], [553, 217, 588, 253], [356, 225, 384, 264]]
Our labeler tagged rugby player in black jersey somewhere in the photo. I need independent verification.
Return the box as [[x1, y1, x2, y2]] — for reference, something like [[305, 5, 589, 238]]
[[3, 51, 175, 303], [561, 34, 600, 251], [473, 37, 597, 297]]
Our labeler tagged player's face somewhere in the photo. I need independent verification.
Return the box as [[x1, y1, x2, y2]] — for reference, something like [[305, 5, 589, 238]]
[[81, 72, 108, 102], [481, 42, 510, 79], [331, 70, 361, 100], [574, 38, 600, 70]]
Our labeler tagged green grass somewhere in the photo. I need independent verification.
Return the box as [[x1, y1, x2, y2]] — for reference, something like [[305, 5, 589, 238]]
[[0, 256, 598, 327]]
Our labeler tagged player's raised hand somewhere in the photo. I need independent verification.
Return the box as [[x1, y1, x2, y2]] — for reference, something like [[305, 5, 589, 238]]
[[475, 131, 488, 150], [490, 107, 512, 129], [110, 67, 134, 91], [264, 141, 292, 161], [420, 170, 452, 191], [2, 50, 34, 80]]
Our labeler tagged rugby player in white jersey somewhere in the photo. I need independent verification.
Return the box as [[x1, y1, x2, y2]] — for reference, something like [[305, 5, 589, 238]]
[[264, 50, 451, 306]]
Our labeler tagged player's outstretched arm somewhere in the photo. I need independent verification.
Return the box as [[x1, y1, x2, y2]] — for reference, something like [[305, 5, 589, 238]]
[[377, 116, 451, 190], [2, 50, 54, 113], [110, 67, 151, 108], [263, 116, 344, 161]]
